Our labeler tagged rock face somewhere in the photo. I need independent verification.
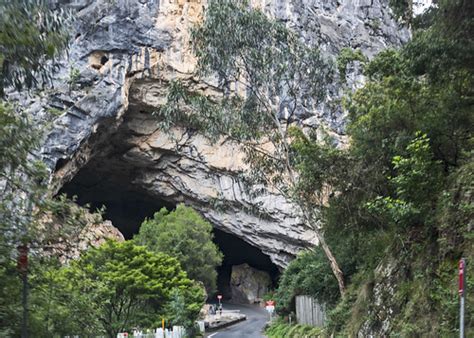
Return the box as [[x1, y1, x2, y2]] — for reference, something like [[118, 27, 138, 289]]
[[28, 0, 408, 267], [71, 219, 125, 259], [230, 264, 272, 304], [41, 207, 124, 262]]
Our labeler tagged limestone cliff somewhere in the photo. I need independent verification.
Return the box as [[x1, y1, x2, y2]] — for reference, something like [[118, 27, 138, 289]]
[[29, 0, 408, 267]]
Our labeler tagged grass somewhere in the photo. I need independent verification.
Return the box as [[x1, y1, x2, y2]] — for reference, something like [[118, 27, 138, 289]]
[[265, 318, 324, 338]]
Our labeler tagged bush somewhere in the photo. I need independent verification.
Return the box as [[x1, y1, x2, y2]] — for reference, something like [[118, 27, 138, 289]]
[[134, 204, 223, 294], [274, 250, 339, 315]]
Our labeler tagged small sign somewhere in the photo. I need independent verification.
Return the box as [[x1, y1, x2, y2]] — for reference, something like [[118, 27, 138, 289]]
[[266, 300, 276, 313], [17, 245, 28, 275], [217, 295, 223, 300], [459, 258, 465, 296]]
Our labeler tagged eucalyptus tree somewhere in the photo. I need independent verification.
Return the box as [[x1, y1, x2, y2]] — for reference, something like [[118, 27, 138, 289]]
[[157, 1, 346, 295], [0, 0, 70, 96]]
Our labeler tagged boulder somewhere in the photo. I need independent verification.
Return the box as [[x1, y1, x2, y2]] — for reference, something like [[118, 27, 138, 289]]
[[230, 263, 272, 304]]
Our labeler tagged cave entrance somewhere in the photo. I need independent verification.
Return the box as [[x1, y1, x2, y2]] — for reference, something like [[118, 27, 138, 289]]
[[59, 162, 175, 239], [59, 155, 280, 303], [57, 98, 282, 303]]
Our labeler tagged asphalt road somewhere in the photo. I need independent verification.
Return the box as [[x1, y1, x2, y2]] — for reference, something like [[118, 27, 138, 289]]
[[207, 303, 269, 338]]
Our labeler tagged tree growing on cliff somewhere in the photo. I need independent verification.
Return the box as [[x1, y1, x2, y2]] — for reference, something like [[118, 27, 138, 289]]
[[0, 0, 73, 257], [134, 204, 223, 294], [0, 0, 77, 249], [0, 0, 70, 96], [156, 0, 346, 296]]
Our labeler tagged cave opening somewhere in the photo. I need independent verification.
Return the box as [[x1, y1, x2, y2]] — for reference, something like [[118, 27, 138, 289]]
[[59, 156, 280, 302], [59, 162, 175, 239]]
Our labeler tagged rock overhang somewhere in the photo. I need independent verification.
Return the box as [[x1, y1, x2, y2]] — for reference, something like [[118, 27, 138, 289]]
[[59, 92, 318, 267]]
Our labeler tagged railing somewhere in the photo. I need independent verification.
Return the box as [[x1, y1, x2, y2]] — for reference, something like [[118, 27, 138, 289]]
[[118, 326, 186, 338]]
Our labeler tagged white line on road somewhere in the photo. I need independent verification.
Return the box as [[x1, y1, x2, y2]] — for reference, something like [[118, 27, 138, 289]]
[[208, 333, 219, 337]]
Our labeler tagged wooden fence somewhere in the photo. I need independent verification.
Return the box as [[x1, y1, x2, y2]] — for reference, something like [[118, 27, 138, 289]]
[[295, 295, 326, 327]]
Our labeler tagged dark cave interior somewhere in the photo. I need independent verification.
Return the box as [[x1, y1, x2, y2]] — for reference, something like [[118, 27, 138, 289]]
[[59, 161, 280, 300]]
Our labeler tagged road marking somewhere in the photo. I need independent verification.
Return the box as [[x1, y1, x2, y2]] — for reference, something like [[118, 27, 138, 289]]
[[208, 333, 219, 337]]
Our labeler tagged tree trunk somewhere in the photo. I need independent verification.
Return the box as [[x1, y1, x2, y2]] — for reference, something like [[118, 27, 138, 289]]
[[407, 0, 414, 27], [303, 208, 346, 297], [317, 234, 345, 297]]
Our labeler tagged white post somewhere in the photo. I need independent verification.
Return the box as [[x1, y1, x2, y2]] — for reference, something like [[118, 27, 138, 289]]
[[197, 321, 205, 334], [460, 294, 465, 338], [459, 258, 466, 338], [155, 328, 164, 338]]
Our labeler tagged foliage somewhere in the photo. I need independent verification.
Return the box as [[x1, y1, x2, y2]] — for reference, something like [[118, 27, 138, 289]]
[[389, 0, 413, 22], [1, 241, 206, 337], [53, 241, 204, 337], [158, 0, 472, 333], [1, 256, 93, 336], [391, 133, 442, 206], [0, 0, 76, 275], [0, 0, 70, 96], [436, 162, 474, 258], [265, 318, 324, 338], [134, 204, 223, 294], [0, 260, 21, 337], [289, 127, 347, 204], [67, 66, 81, 91], [161, 0, 332, 182], [268, 0, 474, 334], [0, 103, 46, 241], [324, 286, 358, 335], [0, 0, 70, 239], [336, 47, 367, 81], [274, 250, 339, 315], [27, 259, 93, 337], [165, 288, 204, 334], [0, 3, 84, 334], [366, 133, 443, 226], [303, 0, 473, 334], [159, 0, 331, 145]]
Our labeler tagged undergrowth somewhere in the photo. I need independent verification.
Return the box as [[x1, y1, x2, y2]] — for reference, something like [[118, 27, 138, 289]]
[[265, 319, 325, 338]]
